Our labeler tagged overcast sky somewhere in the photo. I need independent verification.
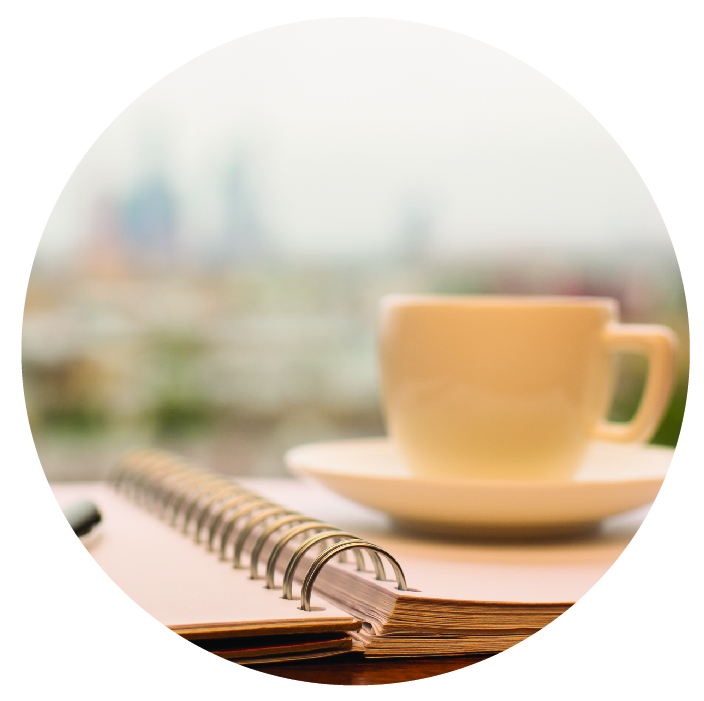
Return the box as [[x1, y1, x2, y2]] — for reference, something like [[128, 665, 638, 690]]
[[38, 18, 671, 265]]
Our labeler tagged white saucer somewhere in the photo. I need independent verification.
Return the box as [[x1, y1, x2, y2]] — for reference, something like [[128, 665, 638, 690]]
[[285, 438, 673, 538]]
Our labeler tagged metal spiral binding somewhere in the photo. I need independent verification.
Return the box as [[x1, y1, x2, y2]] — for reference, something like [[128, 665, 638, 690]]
[[109, 448, 409, 611]]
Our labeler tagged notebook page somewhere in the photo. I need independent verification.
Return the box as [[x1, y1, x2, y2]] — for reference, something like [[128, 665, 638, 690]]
[[51, 483, 358, 634], [241, 476, 648, 605]]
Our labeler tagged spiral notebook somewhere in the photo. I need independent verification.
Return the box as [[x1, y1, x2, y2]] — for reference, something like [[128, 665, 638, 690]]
[[51, 448, 651, 664]]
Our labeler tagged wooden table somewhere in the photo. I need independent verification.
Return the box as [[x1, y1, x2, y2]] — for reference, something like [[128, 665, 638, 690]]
[[251, 652, 493, 685]]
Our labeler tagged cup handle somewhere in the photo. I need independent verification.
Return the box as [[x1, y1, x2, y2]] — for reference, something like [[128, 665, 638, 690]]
[[592, 323, 677, 443]]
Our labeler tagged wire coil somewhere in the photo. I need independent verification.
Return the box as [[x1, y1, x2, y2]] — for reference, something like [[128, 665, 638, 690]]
[[110, 448, 409, 611]]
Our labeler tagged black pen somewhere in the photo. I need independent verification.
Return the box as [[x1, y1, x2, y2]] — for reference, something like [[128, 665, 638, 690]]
[[62, 500, 102, 538]]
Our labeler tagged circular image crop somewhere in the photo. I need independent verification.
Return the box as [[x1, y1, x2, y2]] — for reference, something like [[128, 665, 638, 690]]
[[28, 18, 688, 685]]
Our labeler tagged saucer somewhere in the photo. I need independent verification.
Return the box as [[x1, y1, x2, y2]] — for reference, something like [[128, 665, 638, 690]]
[[284, 438, 673, 537]]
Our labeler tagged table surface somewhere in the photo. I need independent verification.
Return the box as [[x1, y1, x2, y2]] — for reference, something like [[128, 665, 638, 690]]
[[249, 652, 493, 685]]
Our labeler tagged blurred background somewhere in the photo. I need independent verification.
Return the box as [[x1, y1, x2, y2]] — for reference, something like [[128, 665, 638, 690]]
[[23, 19, 688, 481]]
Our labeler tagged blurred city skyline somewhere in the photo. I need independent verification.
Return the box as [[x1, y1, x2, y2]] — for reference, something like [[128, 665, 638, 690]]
[[36, 19, 672, 271], [24, 19, 687, 482]]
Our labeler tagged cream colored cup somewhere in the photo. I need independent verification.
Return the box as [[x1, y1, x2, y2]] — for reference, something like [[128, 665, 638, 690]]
[[379, 295, 677, 480]]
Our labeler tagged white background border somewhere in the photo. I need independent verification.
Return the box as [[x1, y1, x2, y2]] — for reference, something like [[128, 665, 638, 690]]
[[1, 2, 701, 699]]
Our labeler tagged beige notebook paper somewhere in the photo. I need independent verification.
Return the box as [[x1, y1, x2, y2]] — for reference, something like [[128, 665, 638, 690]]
[[52, 482, 360, 664], [53, 448, 651, 662]]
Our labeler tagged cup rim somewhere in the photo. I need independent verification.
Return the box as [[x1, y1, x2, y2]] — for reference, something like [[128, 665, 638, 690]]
[[380, 294, 619, 311]]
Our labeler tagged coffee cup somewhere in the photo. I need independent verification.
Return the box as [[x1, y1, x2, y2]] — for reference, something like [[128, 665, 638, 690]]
[[378, 295, 676, 480]]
